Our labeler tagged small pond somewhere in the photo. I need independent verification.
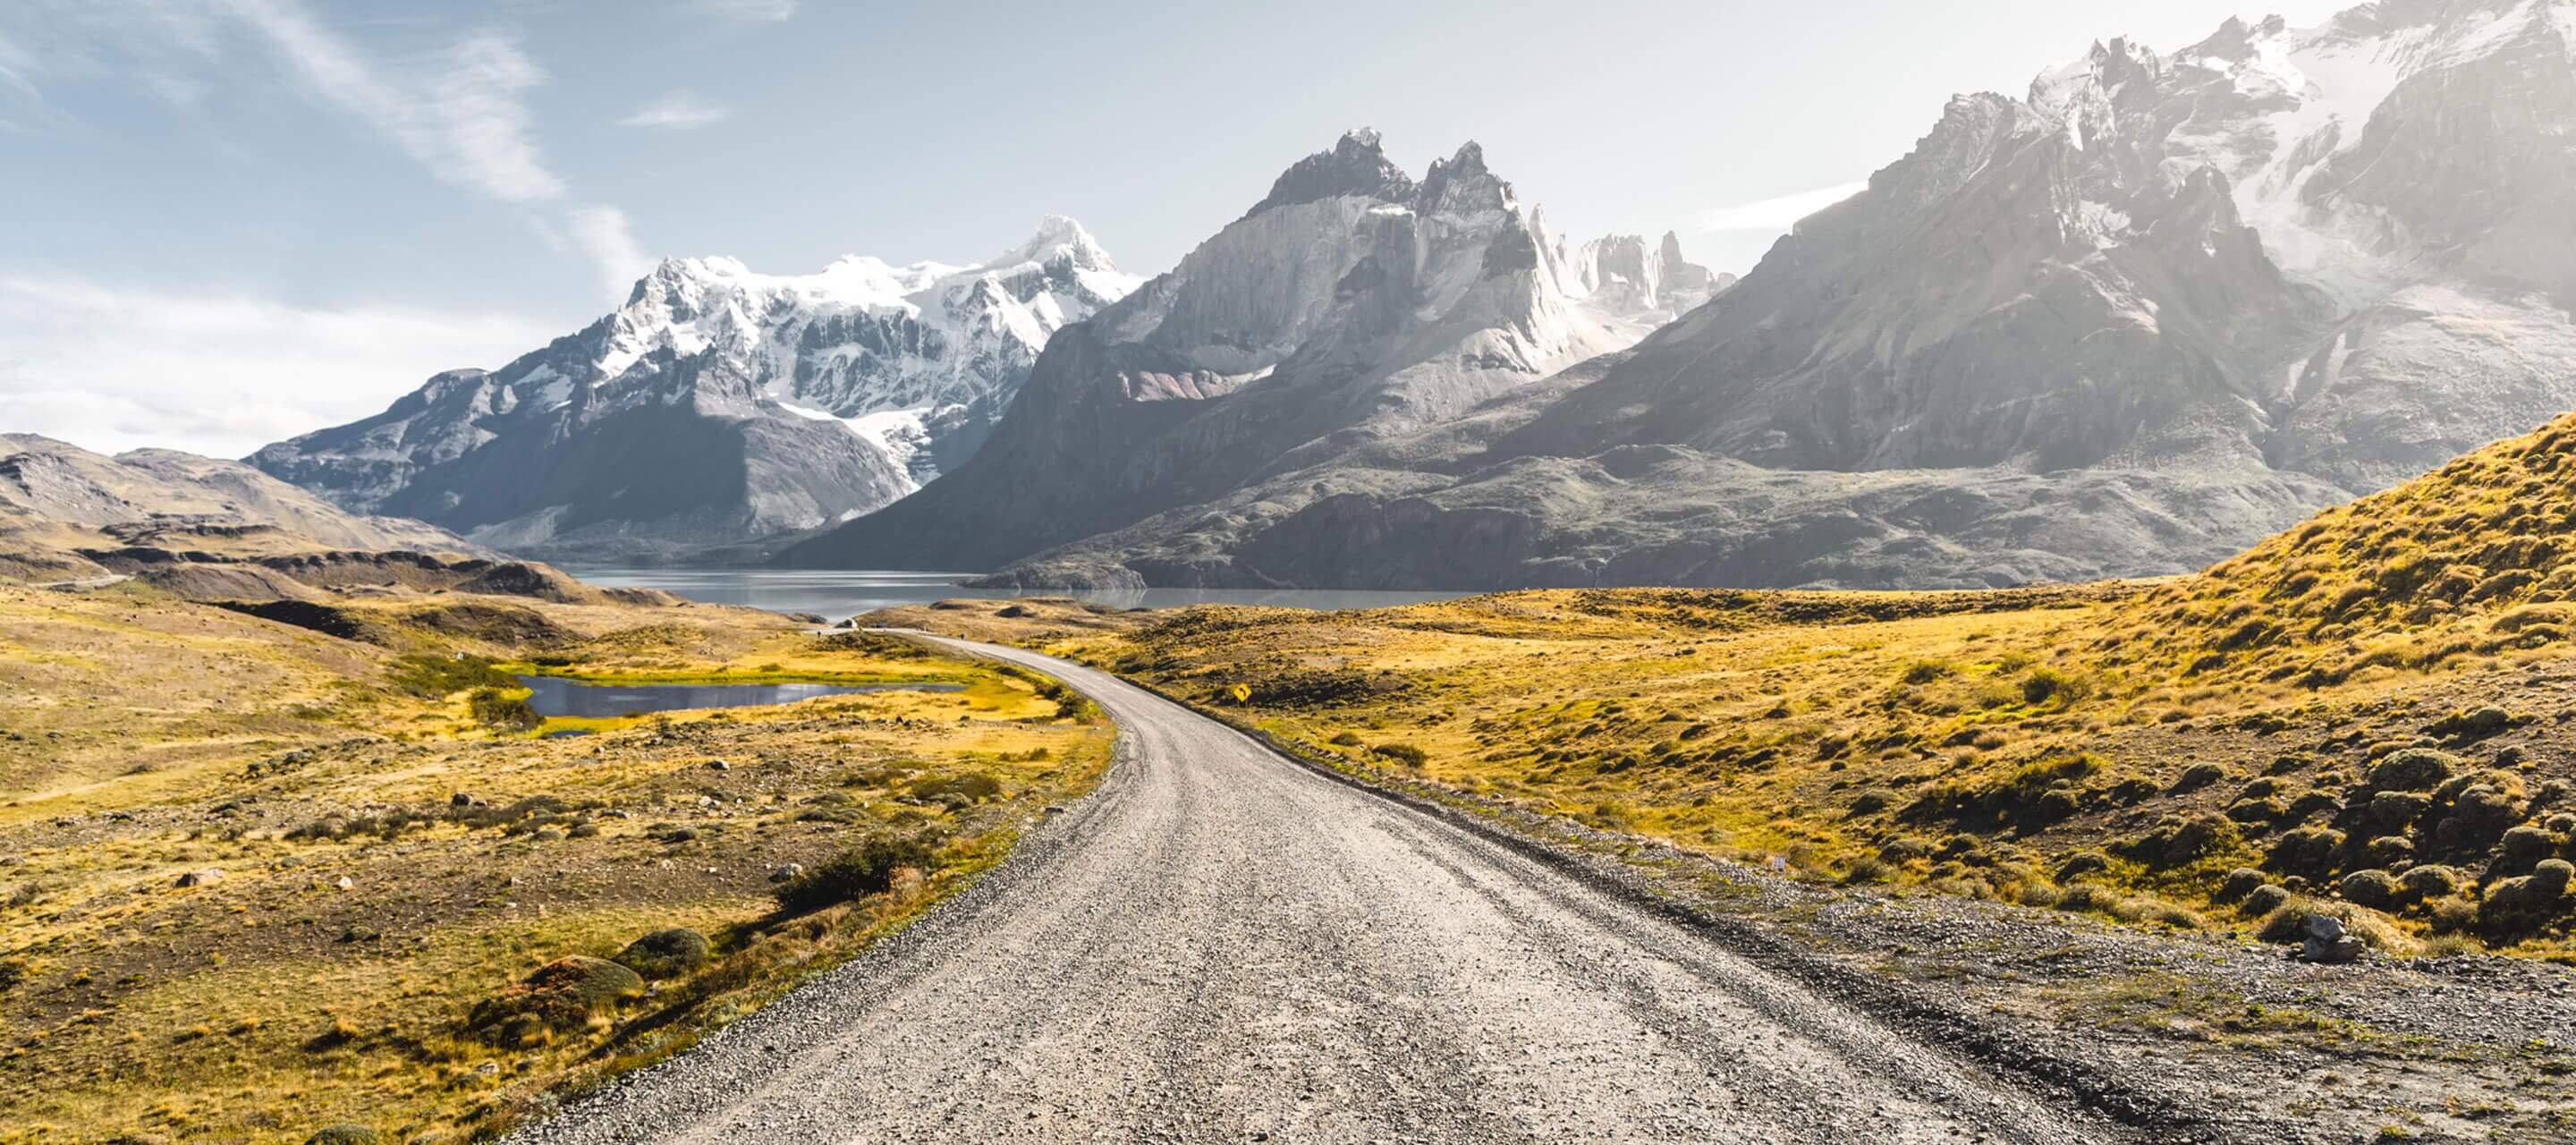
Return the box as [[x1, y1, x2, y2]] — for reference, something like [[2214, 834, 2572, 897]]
[[514, 674, 962, 719]]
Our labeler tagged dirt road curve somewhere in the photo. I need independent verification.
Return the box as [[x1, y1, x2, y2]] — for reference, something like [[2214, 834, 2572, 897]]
[[514, 634, 2114, 1144]]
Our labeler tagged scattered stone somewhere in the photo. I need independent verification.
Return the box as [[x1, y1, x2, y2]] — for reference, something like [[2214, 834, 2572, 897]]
[[334, 876, 355, 891], [2301, 915, 2366, 964], [175, 868, 225, 887], [770, 862, 805, 883], [707, 759, 731, 771]]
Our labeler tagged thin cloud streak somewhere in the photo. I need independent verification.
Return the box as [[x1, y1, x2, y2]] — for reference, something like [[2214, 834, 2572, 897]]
[[218, 0, 644, 299], [1698, 180, 1868, 232], [691, 0, 799, 21], [620, 89, 729, 130], [565, 205, 654, 300], [225, 0, 564, 202]]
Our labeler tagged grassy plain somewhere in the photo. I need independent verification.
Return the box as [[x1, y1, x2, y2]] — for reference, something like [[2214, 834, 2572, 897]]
[[0, 585, 1109, 1144]]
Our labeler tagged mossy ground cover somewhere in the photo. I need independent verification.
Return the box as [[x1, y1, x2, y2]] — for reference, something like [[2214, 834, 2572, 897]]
[[0, 585, 1110, 1144]]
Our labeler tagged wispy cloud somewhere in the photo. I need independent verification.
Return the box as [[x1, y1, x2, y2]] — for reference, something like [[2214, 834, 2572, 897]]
[[227, 1, 564, 202], [565, 205, 654, 300], [217, 0, 647, 297], [0, 276, 557, 458], [691, 0, 799, 21], [1698, 181, 1868, 232], [619, 89, 729, 130]]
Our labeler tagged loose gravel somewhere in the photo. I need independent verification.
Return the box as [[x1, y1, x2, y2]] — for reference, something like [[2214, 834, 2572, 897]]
[[513, 636, 2119, 1144]]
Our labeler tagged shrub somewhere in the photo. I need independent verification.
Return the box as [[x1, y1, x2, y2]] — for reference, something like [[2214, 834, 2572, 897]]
[[466, 956, 643, 1047], [2399, 864, 2464, 899], [2362, 835, 2416, 867], [1840, 855, 1893, 885], [2427, 895, 2480, 934], [1899, 659, 1953, 685], [2476, 865, 2571, 941], [1369, 742, 1428, 767], [304, 1128, 379, 1145], [2125, 814, 2240, 869], [773, 833, 940, 914], [2368, 749, 2457, 793], [2428, 705, 2514, 742], [1327, 731, 1363, 746], [2267, 826, 2345, 878], [2240, 883, 2292, 917], [2215, 867, 2267, 903], [1877, 837, 1932, 863], [2337, 869, 2399, 909], [907, 773, 1002, 805], [2171, 763, 2226, 793], [1847, 789, 1897, 815], [389, 654, 514, 698], [467, 687, 541, 731], [2364, 791, 2432, 835], [617, 928, 713, 980], [2495, 824, 2555, 875], [2021, 667, 2094, 706], [2055, 852, 2112, 881]]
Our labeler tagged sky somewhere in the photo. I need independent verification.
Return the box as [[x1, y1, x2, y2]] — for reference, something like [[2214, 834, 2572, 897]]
[[0, 0, 2349, 459]]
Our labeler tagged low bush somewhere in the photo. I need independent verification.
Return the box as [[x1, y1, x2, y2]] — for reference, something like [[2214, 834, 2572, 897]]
[[389, 653, 514, 698], [465, 956, 643, 1047], [467, 687, 541, 731], [773, 833, 941, 914], [2337, 869, 2399, 909], [907, 773, 1002, 805], [2368, 748, 2458, 793], [1369, 742, 1429, 767], [617, 928, 713, 980]]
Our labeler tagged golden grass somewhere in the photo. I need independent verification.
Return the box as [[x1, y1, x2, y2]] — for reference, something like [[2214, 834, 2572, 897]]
[[0, 585, 1111, 1143]]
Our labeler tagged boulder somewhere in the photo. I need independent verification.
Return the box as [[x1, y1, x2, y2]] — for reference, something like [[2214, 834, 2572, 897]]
[[175, 869, 225, 887], [2301, 915, 2366, 964]]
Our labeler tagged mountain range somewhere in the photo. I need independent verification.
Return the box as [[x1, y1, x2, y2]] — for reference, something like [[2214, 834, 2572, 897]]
[[240, 0, 2576, 592], [249, 218, 1143, 563], [250, 180, 1719, 568], [783, 0, 2576, 589]]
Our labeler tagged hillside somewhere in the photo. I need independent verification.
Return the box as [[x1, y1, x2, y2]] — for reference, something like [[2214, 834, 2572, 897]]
[[0, 435, 480, 584], [876, 410, 2576, 968]]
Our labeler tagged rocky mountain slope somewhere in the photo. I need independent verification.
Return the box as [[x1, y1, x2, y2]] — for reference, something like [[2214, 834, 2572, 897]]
[[1551, 229, 1734, 329], [0, 434, 476, 581], [780, 131, 1656, 572], [251, 219, 1140, 564], [804, 0, 2576, 590]]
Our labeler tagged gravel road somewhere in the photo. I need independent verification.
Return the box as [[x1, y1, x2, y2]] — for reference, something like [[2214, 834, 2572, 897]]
[[514, 634, 2115, 1144]]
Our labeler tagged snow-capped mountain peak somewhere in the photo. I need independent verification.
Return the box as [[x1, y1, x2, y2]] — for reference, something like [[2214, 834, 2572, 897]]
[[250, 216, 1140, 561]]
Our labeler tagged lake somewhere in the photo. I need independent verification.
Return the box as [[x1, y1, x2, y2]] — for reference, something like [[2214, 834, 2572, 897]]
[[556, 567, 1470, 622], [514, 674, 963, 718]]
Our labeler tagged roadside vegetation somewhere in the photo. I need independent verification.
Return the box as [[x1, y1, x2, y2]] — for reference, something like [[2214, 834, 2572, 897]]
[[885, 411, 2576, 966], [0, 583, 1109, 1144]]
